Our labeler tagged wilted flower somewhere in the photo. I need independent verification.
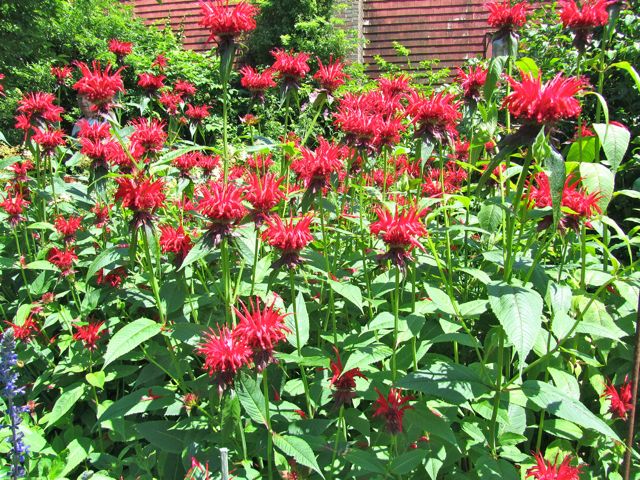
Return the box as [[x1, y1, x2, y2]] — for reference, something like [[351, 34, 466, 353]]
[[262, 214, 313, 269], [197, 325, 252, 395], [526, 452, 583, 480], [372, 387, 414, 435], [329, 347, 367, 406], [233, 297, 290, 370]]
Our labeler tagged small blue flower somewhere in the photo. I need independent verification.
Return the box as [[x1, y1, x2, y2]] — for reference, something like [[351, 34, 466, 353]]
[[0, 329, 29, 479]]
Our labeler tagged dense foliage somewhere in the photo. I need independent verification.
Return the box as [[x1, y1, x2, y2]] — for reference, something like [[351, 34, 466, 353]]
[[0, 1, 639, 479]]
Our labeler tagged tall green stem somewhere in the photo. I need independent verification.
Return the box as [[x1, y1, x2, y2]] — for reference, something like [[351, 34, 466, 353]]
[[392, 266, 400, 382], [141, 227, 165, 324], [290, 269, 312, 417], [263, 368, 273, 480], [489, 331, 504, 456]]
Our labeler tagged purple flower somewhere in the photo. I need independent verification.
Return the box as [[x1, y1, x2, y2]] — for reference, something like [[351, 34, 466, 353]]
[[0, 329, 29, 479]]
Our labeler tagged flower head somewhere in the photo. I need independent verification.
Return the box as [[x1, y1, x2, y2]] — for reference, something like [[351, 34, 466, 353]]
[[108, 39, 133, 58], [486, 1, 528, 31], [504, 71, 586, 126], [406, 91, 462, 144], [174, 80, 197, 98], [293, 138, 346, 192], [5, 315, 40, 342], [197, 325, 252, 395], [114, 175, 166, 228], [32, 127, 66, 153], [233, 297, 290, 370], [197, 182, 247, 245], [271, 49, 311, 88], [370, 205, 427, 267], [72, 321, 106, 350], [129, 117, 167, 157], [48, 246, 78, 275], [246, 153, 273, 172], [602, 376, 633, 420], [159, 91, 183, 115], [159, 225, 193, 262], [456, 66, 488, 101], [372, 387, 414, 435], [16, 92, 64, 127], [185, 104, 210, 122], [152, 54, 169, 70], [0, 193, 29, 226], [73, 61, 125, 111], [526, 452, 583, 480], [54, 215, 83, 241], [330, 347, 367, 406], [199, 0, 259, 45], [244, 172, 286, 222], [51, 65, 73, 85], [262, 214, 313, 269], [559, 0, 611, 49], [378, 75, 412, 99], [137, 73, 166, 93], [314, 56, 348, 93], [239, 66, 276, 99]]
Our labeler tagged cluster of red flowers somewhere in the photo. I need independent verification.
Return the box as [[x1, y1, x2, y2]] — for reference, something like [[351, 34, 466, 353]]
[[244, 172, 286, 223], [199, 0, 258, 46], [159, 224, 193, 262], [526, 172, 601, 231], [72, 61, 125, 111], [239, 66, 276, 99], [129, 117, 167, 158], [504, 71, 586, 127], [406, 91, 462, 144], [370, 205, 427, 267], [559, 0, 611, 48], [54, 215, 83, 243], [0, 159, 33, 225], [137, 73, 166, 93], [48, 246, 79, 276], [15, 92, 64, 133], [197, 297, 289, 393], [421, 161, 468, 198], [77, 119, 130, 170], [196, 181, 247, 245]]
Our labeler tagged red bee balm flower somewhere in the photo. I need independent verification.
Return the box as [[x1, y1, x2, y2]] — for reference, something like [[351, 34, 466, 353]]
[[456, 66, 488, 101], [114, 176, 166, 228], [197, 325, 252, 395], [48, 246, 78, 275], [504, 71, 586, 126], [54, 215, 83, 241], [72, 321, 106, 350], [185, 104, 210, 122], [73, 61, 125, 111], [239, 66, 276, 98], [330, 347, 367, 406], [486, 1, 528, 31], [0, 193, 29, 226], [314, 56, 348, 93], [233, 297, 291, 370], [406, 91, 462, 143], [174, 80, 197, 98], [262, 214, 313, 269], [108, 39, 133, 58], [199, 0, 258, 45], [602, 376, 633, 420], [16, 92, 64, 127], [5, 315, 40, 342], [559, 0, 611, 49], [137, 73, 166, 93], [129, 118, 167, 157], [51, 66, 73, 85], [526, 452, 583, 480], [31, 128, 66, 153], [152, 54, 169, 70], [372, 388, 414, 435], [159, 91, 183, 115], [159, 225, 193, 262], [293, 138, 346, 192], [370, 205, 427, 267], [197, 182, 247, 245], [271, 49, 311, 88], [244, 172, 286, 223]]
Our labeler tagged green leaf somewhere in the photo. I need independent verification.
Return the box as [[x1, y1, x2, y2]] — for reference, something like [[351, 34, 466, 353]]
[[610, 61, 640, 93], [343, 343, 393, 373], [476, 456, 518, 479], [515, 57, 539, 77], [25, 260, 58, 271], [60, 438, 90, 477], [103, 318, 161, 367], [487, 282, 543, 364], [579, 162, 615, 212], [135, 420, 186, 454], [424, 285, 456, 315], [328, 279, 363, 312], [46, 383, 87, 429], [85, 246, 127, 281], [344, 449, 386, 474], [521, 380, 620, 441], [484, 56, 506, 99], [390, 449, 426, 475], [179, 234, 215, 270], [546, 148, 566, 229], [286, 291, 309, 349], [398, 360, 490, 404], [593, 123, 630, 173], [86, 371, 105, 390], [236, 373, 268, 426], [98, 387, 174, 422], [478, 203, 503, 232], [272, 434, 324, 478]]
